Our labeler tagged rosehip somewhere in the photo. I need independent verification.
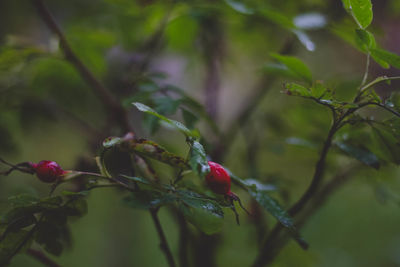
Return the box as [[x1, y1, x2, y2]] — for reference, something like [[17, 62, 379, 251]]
[[206, 161, 231, 195], [33, 160, 66, 183], [205, 161, 250, 225]]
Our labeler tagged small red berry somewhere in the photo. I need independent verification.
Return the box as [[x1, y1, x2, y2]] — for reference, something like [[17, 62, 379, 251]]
[[34, 160, 65, 183], [205, 161, 231, 195]]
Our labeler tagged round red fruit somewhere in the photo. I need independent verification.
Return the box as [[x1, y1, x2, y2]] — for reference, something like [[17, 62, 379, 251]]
[[34, 160, 65, 183], [205, 161, 231, 195]]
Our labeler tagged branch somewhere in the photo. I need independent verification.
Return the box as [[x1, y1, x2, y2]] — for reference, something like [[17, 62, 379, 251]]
[[150, 209, 177, 267], [27, 249, 61, 267], [366, 102, 400, 118], [251, 164, 360, 266], [252, 121, 339, 267], [31, 0, 131, 132]]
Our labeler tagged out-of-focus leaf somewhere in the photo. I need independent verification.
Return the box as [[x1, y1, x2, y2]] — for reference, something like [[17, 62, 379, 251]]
[[286, 137, 317, 149], [271, 54, 312, 84], [224, 0, 254, 14], [0, 230, 33, 265], [181, 108, 199, 129], [354, 29, 376, 52], [123, 190, 176, 210], [63, 198, 88, 217], [293, 13, 327, 30], [177, 191, 224, 235], [34, 218, 70, 256], [243, 179, 277, 192], [249, 190, 308, 249], [370, 125, 400, 165], [292, 29, 315, 52], [119, 174, 152, 185], [335, 141, 380, 169], [133, 102, 199, 138], [370, 48, 400, 69], [342, 0, 373, 29], [189, 141, 210, 178], [259, 8, 295, 29]]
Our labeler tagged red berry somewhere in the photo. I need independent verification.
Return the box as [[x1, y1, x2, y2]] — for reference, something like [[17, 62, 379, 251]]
[[205, 161, 231, 195], [34, 160, 65, 183]]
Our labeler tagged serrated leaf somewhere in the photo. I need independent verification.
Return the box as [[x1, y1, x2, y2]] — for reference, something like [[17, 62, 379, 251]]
[[271, 54, 312, 84], [284, 83, 311, 97], [133, 102, 199, 138], [343, 0, 373, 29], [249, 190, 308, 249], [371, 48, 400, 69], [189, 141, 210, 178], [178, 193, 224, 235], [335, 141, 380, 169], [123, 190, 176, 210]]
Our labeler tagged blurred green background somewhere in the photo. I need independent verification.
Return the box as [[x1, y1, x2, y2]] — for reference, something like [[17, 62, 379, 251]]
[[2, 0, 400, 266]]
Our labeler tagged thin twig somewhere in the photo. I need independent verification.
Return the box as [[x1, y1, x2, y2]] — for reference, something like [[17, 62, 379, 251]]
[[27, 249, 61, 267], [360, 53, 370, 88], [251, 164, 361, 266], [150, 209, 177, 267], [31, 0, 132, 132], [252, 120, 340, 267]]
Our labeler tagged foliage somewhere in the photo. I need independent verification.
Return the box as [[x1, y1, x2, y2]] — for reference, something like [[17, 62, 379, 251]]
[[1, 0, 400, 266]]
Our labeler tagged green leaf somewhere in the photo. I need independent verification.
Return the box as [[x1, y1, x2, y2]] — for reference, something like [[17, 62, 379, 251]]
[[370, 125, 400, 164], [259, 8, 295, 29], [271, 54, 312, 84], [249, 190, 308, 249], [286, 137, 317, 149], [354, 29, 376, 53], [181, 108, 199, 129], [371, 48, 400, 69], [177, 191, 224, 235], [284, 83, 311, 97], [123, 190, 176, 210], [225, 0, 254, 15], [293, 13, 327, 30], [133, 102, 199, 138], [35, 219, 69, 256], [189, 141, 210, 178], [343, 0, 373, 29], [102, 136, 123, 148], [0, 230, 33, 265], [335, 141, 380, 169], [119, 174, 152, 185], [292, 29, 316, 52], [123, 139, 189, 169], [63, 197, 88, 217]]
